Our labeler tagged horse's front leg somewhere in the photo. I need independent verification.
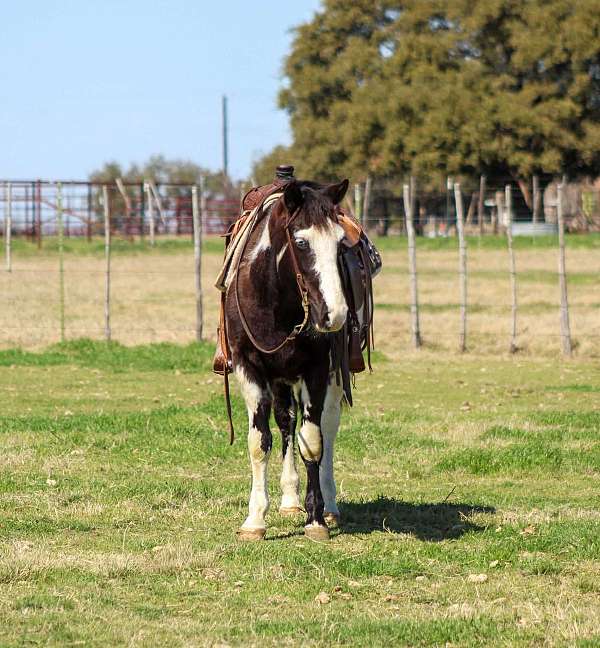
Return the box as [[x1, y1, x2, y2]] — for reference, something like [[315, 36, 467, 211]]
[[320, 375, 343, 526], [297, 373, 329, 541], [236, 365, 272, 541], [273, 382, 302, 515]]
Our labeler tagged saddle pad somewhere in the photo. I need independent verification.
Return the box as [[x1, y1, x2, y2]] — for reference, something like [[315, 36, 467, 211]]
[[214, 192, 283, 293]]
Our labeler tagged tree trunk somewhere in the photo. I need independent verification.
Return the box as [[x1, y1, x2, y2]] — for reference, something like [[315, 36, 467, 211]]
[[516, 178, 532, 210]]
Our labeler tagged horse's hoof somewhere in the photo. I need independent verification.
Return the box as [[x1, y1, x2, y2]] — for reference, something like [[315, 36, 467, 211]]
[[236, 527, 266, 541], [324, 513, 341, 527], [305, 524, 330, 541], [279, 506, 303, 516]]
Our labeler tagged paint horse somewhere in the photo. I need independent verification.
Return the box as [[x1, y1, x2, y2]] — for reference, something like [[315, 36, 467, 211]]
[[223, 177, 371, 541]]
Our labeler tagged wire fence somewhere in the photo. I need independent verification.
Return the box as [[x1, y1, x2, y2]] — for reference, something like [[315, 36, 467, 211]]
[[2, 176, 600, 242], [352, 176, 600, 236], [0, 179, 240, 243], [1, 178, 599, 357]]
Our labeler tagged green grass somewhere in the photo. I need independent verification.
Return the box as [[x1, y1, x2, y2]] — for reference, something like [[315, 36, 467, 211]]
[[4, 232, 600, 259], [0, 338, 214, 372], [371, 232, 600, 252], [1, 341, 600, 645], [1, 236, 225, 257]]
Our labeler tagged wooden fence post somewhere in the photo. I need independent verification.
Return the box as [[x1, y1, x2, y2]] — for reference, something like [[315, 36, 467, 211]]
[[36, 180, 42, 249], [478, 175, 486, 237], [505, 184, 518, 353], [466, 192, 477, 226], [192, 181, 204, 341], [57, 183, 66, 342], [86, 183, 93, 242], [454, 183, 467, 352], [532, 175, 541, 223], [102, 185, 112, 342], [5, 182, 12, 272], [115, 178, 133, 242], [353, 184, 363, 225], [493, 191, 503, 234], [403, 179, 421, 349], [363, 176, 372, 228], [145, 182, 155, 246], [557, 183, 572, 356], [147, 181, 165, 233]]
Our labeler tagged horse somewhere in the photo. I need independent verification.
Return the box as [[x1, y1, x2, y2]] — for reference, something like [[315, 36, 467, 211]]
[[224, 178, 351, 541]]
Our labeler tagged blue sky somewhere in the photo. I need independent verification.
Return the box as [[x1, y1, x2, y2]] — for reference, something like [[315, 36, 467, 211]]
[[1, 1, 322, 181]]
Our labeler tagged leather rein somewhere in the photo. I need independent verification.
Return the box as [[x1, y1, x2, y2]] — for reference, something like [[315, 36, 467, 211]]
[[233, 201, 311, 355]]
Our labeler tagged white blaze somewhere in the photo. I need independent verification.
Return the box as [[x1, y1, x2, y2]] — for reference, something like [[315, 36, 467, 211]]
[[295, 222, 347, 331]]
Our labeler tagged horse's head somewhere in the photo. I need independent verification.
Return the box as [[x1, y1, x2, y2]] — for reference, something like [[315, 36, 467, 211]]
[[273, 179, 350, 333]]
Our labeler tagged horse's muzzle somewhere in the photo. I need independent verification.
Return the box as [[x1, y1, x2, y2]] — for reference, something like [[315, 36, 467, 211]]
[[314, 306, 347, 333]]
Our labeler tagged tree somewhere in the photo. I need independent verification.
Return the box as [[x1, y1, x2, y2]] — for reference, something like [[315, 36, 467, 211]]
[[88, 157, 240, 233], [89, 156, 228, 197], [272, 0, 600, 186]]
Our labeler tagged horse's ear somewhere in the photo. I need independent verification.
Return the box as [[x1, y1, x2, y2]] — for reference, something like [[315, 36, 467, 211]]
[[322, 179, 349, 205], [283, 181, 303, 215]]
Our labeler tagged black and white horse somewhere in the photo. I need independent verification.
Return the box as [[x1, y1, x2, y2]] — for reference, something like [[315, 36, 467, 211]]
[[225, 179, 350, 540]]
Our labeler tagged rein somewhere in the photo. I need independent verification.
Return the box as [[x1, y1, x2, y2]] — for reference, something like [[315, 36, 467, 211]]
[[233, 202, 311, 355]]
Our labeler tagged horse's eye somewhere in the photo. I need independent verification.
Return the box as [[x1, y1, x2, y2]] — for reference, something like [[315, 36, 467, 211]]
[[294, 238, 308, 250]]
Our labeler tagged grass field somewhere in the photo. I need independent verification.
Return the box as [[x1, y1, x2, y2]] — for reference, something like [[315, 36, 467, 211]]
[[1, 340, 600, 646], [1, 237, 600, 645]]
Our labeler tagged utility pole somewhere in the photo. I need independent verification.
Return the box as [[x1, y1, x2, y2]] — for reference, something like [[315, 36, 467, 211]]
[[222, 95, 229, 181]]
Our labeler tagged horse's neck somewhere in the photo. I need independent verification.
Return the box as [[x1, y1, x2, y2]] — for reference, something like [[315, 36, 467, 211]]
[[243, 221, 300, 332]]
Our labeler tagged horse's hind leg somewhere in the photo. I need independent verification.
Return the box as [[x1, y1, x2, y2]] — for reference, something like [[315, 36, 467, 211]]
[[320, 375, 343, 526], [236, 364, 272, 540], [273, 382, 301, 516]]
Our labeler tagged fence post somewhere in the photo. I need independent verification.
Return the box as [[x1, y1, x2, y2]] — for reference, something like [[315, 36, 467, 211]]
[[478, 175, 486, 237], [102, 185, 112, 342], [532, 175, 541, 223], [139, 182, 145, 241], [36, 180, 42, 249], [115, 178, 133, 242], [505, 184, 518, 353], [466, 192, 477, 225], [5, 182, 12, 272], [354, 183, 363, 225], [192, 182, 203, 341], [87, 183, 93, 242], [454, 183, 467, 352], [363, 176, 372, 228], [403, 179, 421, 348], [145, 182, 155, 246], [493, 191, 503, 234], [557, 183, 572, 356], [57, 183, 66, 342]]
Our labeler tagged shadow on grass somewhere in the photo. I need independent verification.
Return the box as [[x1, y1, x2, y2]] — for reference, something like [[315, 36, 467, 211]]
[[338, 496, 495, 541]]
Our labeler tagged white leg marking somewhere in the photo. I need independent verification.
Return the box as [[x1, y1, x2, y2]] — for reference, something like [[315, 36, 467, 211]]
[[298, 421, 322, 462], [320, 376, 343, 516], [280, 438, 301, 510], [235, 367, 270, 531], [242, 425, 270, 530], [294, 223, 347, 331], [235, 366, 262, 414]]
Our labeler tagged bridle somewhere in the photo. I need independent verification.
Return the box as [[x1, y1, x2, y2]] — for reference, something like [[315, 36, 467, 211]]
[[233, 199, 312, 354]]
